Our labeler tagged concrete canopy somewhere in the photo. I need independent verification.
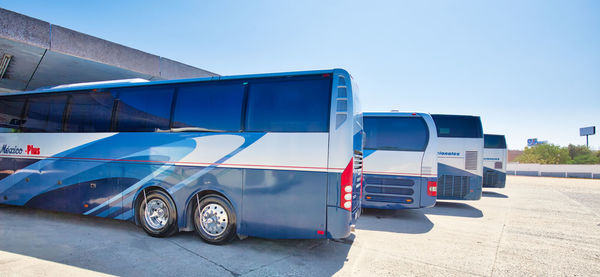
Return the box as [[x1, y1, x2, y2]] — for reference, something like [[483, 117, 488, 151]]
[[0, 8, 218, 93]]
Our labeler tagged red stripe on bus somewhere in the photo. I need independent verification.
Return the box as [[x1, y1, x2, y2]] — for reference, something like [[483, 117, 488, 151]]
[[0, 154, 344, 171]]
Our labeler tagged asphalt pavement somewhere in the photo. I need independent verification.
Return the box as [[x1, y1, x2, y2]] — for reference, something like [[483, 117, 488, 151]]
[[1, 176, 599, 276]]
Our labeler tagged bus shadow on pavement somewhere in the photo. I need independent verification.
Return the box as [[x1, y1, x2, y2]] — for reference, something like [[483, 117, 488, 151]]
[[0, 205, 352, 276], [169, 231, 354, 276], [423, 201, 483, 218], [482, 191, 509, 198], [356, 208, 434, 234]]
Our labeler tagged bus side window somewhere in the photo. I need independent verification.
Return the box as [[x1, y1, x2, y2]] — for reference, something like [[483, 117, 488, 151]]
[[0, 97, 26, 133], [114, 87, 174, 132], [245, 76, 331, 132], [65, 91, 114, 132], [172, 82, 245, 132], [22, 94, 68, 133]]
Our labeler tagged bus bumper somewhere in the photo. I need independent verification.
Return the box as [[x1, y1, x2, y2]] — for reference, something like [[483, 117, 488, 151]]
[[326, 206, 354, 239]]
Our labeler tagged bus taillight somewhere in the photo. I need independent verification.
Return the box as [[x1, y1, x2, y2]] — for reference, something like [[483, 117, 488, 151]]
[[341, 158, 353, 211], [427, 181, 437, 197]]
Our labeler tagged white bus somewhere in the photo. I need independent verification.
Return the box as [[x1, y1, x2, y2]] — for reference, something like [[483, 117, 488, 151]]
[[483, 134, 507, 188], [362, 112, 438, 209], [431, 114, 484, 200], [0, 69, 363, 244]]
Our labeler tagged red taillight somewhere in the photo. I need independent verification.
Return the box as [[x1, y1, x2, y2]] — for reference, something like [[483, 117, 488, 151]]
[[427, 181, 437, 197], [341, 158, 353, 211]]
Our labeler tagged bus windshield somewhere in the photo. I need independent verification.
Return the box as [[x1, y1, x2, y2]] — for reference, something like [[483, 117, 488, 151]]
[[364, 116, 429, 151], [432, 114, 483, 138]]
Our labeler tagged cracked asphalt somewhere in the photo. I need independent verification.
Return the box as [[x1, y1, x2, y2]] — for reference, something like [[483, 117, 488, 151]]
[[1, 176, 599, 276]]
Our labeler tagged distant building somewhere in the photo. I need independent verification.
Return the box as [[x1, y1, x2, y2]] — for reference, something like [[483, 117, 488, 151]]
[[508, 150, 523, 162]]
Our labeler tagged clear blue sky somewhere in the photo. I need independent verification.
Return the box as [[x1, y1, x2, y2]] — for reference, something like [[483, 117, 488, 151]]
[[2, 1, 599, 150]]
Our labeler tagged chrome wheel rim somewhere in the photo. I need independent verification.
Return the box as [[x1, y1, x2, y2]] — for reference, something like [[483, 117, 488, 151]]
[[199, 203, 228, 236], [144, 199, 169, 230]]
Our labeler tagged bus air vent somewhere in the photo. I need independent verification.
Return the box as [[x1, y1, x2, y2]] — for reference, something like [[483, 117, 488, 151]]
[[465, 151, 478, 170]]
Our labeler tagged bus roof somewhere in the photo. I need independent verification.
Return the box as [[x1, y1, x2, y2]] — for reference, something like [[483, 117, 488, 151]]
[[363, 111, 428, 117], [431, 113, 481, 119], [0, 69, 346, 97]]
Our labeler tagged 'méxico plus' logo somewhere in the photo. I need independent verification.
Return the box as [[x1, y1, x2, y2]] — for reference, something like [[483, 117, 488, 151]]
[[25, 145, 40, 155], [0, 144, 40, 155]]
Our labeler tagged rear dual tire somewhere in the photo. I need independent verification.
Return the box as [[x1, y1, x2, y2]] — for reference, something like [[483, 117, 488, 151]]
[[193, 195, 237, 245]]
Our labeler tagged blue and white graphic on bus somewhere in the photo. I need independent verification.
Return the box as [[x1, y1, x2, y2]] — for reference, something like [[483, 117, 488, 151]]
[[362, 112, 438, 209], [431, 114, 484, 200], [483, 134, 507, 188], [0, 69, 363, 243]]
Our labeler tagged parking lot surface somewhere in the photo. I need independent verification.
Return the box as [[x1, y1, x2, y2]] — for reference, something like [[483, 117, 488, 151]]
[[1, 176, 599, 276]]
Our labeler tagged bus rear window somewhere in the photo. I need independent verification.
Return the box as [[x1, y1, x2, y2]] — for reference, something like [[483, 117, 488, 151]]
[[484, 134, 507, 149], [432, 115, 483, 138], [364, 117, 429, 151]]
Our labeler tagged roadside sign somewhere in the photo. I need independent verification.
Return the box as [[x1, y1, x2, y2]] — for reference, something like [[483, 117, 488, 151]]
[[580, 126, 595, 136], [580, 126, 596, 148], [527, 138, 538, 147]]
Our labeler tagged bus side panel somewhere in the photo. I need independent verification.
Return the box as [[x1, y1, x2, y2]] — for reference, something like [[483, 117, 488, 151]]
[[326, 69, 361, 239], [242, 169, 327, 239], [420, 113, 438, 208], [225, 132, 329, 239]]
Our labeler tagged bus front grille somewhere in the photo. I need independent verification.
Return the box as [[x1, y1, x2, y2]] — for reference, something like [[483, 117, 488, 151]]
[[364, 175, 415, 203], [438, 175, 470, 197], [484, 171, 497, 186]]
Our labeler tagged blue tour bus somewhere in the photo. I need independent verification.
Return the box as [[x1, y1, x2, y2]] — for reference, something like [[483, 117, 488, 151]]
[[483, 134, 507, 188], [362, 112, 438, 209], [0, 69, 363, 244], [431, 114, 484, 200]]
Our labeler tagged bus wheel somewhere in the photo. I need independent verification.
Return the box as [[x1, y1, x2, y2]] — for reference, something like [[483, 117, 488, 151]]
[[193, 195, 236, 244], [137, 190, 178, 237]]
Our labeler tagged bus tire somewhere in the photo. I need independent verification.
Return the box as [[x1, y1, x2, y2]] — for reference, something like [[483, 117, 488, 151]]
[[193, 195, 236, 245], [137, 190, 178, 238]]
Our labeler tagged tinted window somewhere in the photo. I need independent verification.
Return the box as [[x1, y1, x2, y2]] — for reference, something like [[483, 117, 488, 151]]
[[364, 116, 429, 151], [23, 94, 68, 132], [484, 134, 507, 149], [172, 82, 244, 132], [0, 96, 26, 133], [245, 75, 331, 132], [114, 87, 174, 132], [432, 114, 483, 138], [65, 91, 114, 132]]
